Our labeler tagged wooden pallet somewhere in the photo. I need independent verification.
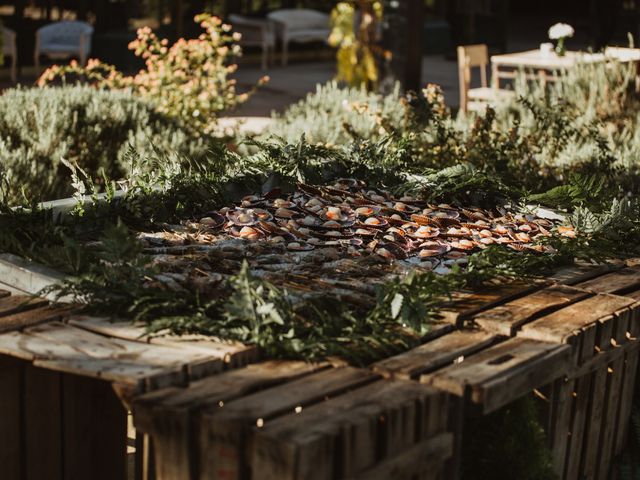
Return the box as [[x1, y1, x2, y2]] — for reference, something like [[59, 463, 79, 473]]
[[1, 260, 640, 480]]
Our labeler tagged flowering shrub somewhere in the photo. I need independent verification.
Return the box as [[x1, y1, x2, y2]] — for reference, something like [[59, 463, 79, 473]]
[[39, 14, 267, 135]]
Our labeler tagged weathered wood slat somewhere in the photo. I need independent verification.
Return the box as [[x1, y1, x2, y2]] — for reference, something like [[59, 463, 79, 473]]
[[0, 305, 75, 334], [421, 338, 571, 414], [549, 377, 574, 477], [133, 361, 327, 480], [0, 355, 23, 480], [596, 355, 625, 480], [0, 294, 48, 317], [614, 348, 640, 455], [0, 323, 205, 390], [345, 432, 454, 480], [573, 267, 640, 295], [69, 315, 258, 368], [549, 261, 621, 286], [62, 374, 128, 480], [200, 366, 379, 480], [436, 282, 544, 326], [371, 328, 499, 380], [519, 294, 636, 345], [24, 365, 63, 480], [251, 380, 446, 480], [564, 373, 592, 480], [473, 285, 590, 336]]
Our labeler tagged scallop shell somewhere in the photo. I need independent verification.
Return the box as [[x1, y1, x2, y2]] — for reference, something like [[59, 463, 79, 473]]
[[227, 209, 258, 226]]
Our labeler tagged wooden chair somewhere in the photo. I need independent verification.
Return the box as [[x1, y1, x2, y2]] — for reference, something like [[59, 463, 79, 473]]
[[457, 44, 513, 113], [2, 26, 17, 83]]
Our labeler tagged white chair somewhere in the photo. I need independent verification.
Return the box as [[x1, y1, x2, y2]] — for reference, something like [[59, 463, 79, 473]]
[[267, 9, 331, 66], [2, 26, 17, 83], [34, 21, 93, 72], [457, 44, 514, 113], [229, 14, 276, 70]]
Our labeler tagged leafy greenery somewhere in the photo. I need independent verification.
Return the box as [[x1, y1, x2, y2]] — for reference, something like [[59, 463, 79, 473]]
[[0, 86, 212, 204]]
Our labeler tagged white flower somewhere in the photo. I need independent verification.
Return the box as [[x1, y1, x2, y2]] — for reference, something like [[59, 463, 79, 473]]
[[548, 23, 575, 40]]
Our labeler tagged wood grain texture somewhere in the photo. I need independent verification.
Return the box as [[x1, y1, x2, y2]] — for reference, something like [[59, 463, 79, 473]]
[[371, 328, 499, 380], [69, 315, 258, 369], [0, 294, 48, 317], [345, 433, 453, 480], [133, 361, 327, 480], [519, 294, 635, 344], [24, 365, 62, 480], [0, 305, 74, 334], [0, 355, 24, 480], [251, 380, 445, 480], [422, 337, 571, 414], [473, 285, 590, 336], [200, 366, 379, 480], [62, 374, 127, 480], [573, 267, 640, 295]]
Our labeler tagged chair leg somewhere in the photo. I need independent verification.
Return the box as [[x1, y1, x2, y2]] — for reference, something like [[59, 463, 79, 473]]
[[11, 56, 17, 83], [282, 39, 288, 66], [34, 53, 40, 76], [261, 43, 268, 71]]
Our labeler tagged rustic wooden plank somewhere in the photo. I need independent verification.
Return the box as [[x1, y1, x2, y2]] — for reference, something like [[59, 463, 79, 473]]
[[573, 267, 640, 295], [596, 355, 626, 479], [550, 261, 621, 285], [564, 373, 592, 480], [614, 348, 639, 455], [0, 304, 75, 334], [24, 364, 63, 480], [421, 337, 571, 414], [549, 376, 574, 477], [0, 294, 48, 317], [200, 366, 379, 480], [436, 281, 544, 326], [519, 294, 635, 344], [345, 432, 454, 480], [251, 380, 444, 480], [371, 328, 499, 380], [473, 285, 590, 336], [0, 355, 23, 480], [133, 361, 327, 480], [0, 327, 187, 389], [62, 374, 128, 480], [579, 368, 607, 478], [69, 315, 258, 369]]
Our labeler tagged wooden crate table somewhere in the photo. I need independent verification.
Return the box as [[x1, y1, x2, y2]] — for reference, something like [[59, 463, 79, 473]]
[[2, 261, 640, 479], [0, 291, 256, 480]]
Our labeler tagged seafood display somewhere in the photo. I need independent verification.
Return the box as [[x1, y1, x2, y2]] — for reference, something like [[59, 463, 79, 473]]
[[136, 179, 571, 303]]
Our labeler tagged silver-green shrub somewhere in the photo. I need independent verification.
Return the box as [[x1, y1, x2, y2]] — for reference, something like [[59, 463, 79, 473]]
[[267, 81, 406, 145], [0, 85, 210, 204]]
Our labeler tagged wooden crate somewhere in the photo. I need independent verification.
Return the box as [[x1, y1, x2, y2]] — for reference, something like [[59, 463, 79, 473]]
[[2, 261, 640, 480], [133, 362, 453, 480], [0, 290, 257, 480]]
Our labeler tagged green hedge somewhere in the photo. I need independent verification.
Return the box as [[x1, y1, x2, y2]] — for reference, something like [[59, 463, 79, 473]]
[[0, 86, 211, 204]]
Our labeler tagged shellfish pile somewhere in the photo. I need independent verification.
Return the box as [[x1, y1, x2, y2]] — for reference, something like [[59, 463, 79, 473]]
[[194, 179, 569, 266], [136, 179, 572, 300]]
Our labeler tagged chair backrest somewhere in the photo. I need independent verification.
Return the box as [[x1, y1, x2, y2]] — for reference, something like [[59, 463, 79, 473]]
[[267, 9, 329, 30], [457, 44, 489, 111], [2, 27, 16, 55], [37, 21, 93, 52]]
